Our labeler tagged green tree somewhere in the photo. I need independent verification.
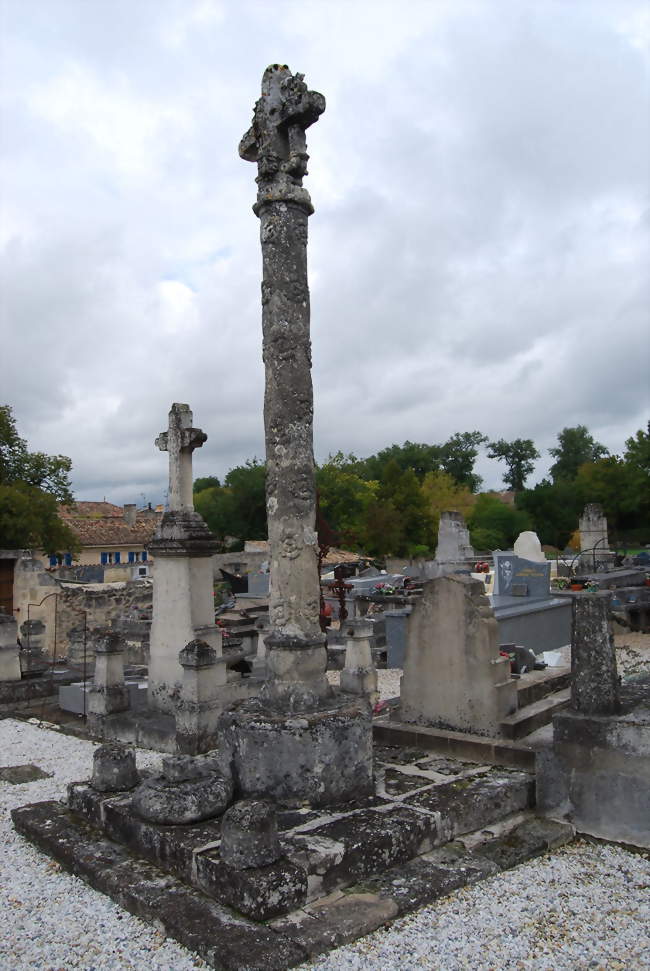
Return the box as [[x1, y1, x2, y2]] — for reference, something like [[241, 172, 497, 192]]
[[624, 421, 650, 475], [0, 405, 78, 553], [193, 475, 221, 492], [358, 441, 441, 482], [371, 460, 434, 555], [421, 470, 476, 550], [487, 438, 540, 491], [468, 493, 531, 550], [575, 456, 643, 538], [515, 479, 582, 549], [439, 431, 487, 492], [548, 425, 608, 483], [1, 405, 73, 503], [316, 454, 377, 548]]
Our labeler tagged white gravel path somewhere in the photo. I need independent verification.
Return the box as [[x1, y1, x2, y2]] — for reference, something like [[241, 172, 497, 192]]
[[1, 717, 649, 971]]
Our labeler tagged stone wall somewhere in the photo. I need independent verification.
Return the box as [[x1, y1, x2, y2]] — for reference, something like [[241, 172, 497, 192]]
[[55, 581, 153, 662]]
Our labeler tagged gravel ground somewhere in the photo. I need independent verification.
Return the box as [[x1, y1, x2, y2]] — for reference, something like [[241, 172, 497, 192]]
[[1, 718, 649, 970]]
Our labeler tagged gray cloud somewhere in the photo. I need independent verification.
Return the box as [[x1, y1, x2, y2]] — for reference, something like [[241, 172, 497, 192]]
[[0, 0, 648, 503]]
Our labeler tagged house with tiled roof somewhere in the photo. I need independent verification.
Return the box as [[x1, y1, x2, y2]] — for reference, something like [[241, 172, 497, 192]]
[[37, 502, 163, 571]]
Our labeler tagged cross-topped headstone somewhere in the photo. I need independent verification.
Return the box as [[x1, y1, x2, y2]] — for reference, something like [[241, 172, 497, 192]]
[[239, 64, 325, 211], [156, 403, 207, 512]]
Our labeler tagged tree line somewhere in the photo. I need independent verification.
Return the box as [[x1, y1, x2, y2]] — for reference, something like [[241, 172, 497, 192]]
[[195, 423, 650, 556], [1, 403, 647, 558]]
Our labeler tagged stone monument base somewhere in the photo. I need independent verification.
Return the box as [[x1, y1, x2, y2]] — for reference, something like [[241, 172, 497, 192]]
[[218, 692, 374, 807]]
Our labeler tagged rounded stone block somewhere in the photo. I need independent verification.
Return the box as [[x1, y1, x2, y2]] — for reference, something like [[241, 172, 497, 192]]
[[218, 692, 374, 808], [220, 799, 280, 870], [92, 744, 139, 792], [131, 760, 233, 825]]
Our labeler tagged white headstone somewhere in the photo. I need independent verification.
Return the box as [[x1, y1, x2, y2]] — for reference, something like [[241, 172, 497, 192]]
[[513, 531, 545, 563]]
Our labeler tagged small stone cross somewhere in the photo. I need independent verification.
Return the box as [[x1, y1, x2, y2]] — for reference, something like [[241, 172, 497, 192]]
[[156, 403, 207, 512], [239, 64, 325, 190]]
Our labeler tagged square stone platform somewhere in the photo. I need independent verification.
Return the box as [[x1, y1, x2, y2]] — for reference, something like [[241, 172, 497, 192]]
[[12, 744, 574, 969]]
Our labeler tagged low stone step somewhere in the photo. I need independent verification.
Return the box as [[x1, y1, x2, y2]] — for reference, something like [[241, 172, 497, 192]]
[[12, 799, 574, 970], [516, 666, 572, 708], [271, 814, 575, 957], [500, 688, 571, 741], [11, 800, 306, 971], [375, 717, 535, 769]]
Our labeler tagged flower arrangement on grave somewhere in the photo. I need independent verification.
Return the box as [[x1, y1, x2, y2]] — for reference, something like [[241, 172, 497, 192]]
[[553, 577, 569, 590], [373, 582, 396, 596], [474, 561, 490, 573], [585, 580, 600, 593]]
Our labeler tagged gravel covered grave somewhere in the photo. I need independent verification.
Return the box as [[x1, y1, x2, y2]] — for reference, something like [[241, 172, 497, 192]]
[[1, 717, 649, 971]]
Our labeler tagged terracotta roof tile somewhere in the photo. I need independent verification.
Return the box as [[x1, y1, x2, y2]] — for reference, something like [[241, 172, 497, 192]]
[[63, 517, 160, 548]]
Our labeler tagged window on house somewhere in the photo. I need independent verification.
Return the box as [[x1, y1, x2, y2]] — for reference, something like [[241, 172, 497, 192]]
[[115, 552, 121, 564], [49, 555, 58, 567], [101, 552, 114, 565], [64, 553, 72, 566], [142, 551, 148, 562]]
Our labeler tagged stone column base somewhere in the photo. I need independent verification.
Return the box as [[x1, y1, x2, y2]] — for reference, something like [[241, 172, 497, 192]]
[[218, 692, 374, 807]]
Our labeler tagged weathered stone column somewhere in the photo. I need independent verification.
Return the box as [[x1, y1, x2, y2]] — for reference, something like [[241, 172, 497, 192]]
[[239, 64, 328, 711], [219, 65, 374, 807], [571, 591, 619, 715]]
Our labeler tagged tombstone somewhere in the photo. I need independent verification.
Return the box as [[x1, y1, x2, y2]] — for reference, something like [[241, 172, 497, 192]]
[[384, 607, 412, 668], [87, 629, 129, 717], [0, 611, 21, 682], [147, 403, 221, 713], [491, 550, 570, 655], [579, 503, 609, 554], [340, 618, 378, 704], [436, 511, 474, 562], [400, 575, 517, 736], [513, 531, 545, 563], [219, 64, 373, 807]]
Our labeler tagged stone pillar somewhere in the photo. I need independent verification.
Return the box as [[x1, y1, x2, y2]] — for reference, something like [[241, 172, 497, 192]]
[[19, 618, 47, 672], [571, 591, 619, 715], [91, 743, 139, 792], [579, 503, 609, 554], [148, 403, 220, 713], [251, 615, 270, 679], [67, 625, 93, 667], [340, 618, 378, 704], [175, 639, 229, 755], [0, 612, 21, 682], [88, 629, 129, 716], [240, 64, 328, 712], [436, 511, 474, 562], [220, 65, 374, 807]]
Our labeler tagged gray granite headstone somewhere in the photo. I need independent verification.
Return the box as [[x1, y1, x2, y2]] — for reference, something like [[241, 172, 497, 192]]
[[493, 552, 550, 599]]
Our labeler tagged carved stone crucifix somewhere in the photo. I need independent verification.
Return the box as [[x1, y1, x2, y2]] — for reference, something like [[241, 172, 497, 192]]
[[156, 403, 207, 512]]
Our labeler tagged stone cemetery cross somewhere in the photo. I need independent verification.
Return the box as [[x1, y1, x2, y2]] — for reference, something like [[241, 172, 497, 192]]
[[240, 65, 329, 709], [156, 403, 207, 512]]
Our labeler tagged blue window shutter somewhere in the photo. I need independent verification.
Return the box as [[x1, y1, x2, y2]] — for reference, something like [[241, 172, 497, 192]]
[[101, 552, 108, 565], [128, 551, 135, 564], [64, 553, 72, 566], [115, 551, 121, 564], [142, 551, 148, 562], [49, 555, 58, 567]]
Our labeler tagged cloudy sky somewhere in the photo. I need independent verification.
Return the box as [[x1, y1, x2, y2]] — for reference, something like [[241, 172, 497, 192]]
[[1, 0, 648, 504]]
